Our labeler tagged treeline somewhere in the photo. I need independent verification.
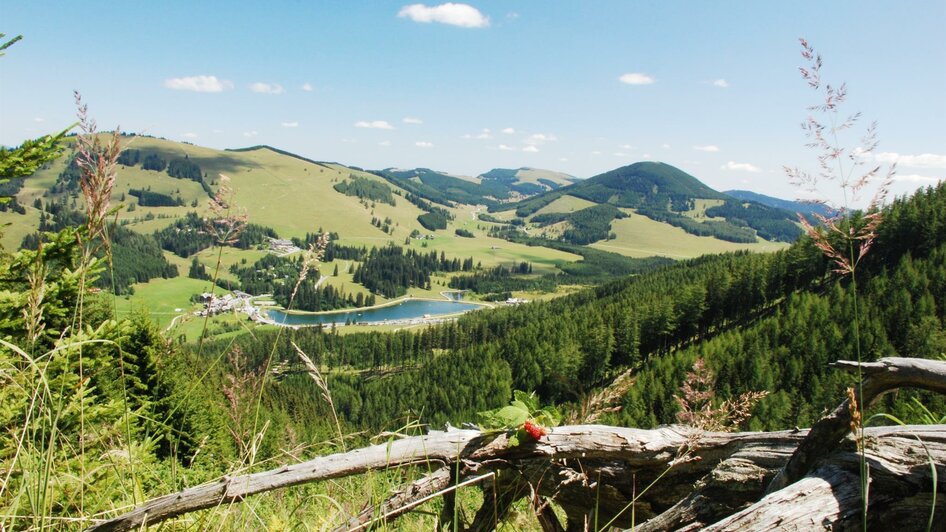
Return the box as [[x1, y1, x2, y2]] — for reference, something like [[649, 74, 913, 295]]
[[532, 204, 628, 245], [152, 212, 213, 257], [636, 207, 758, 243], [448, 262, 543, 296], [0, 177, 26, 212], [236, 223, 279, 249], [230, 253, 376, 311], [119, 150, 212, 195], [334, 175, 396, 206], [352, 245, 474, 298], [20, 203, 178, 294], [129, 188, 185, 207], [417, 210, 450, 231], [101, 224, 180, 293], [704, 200, 801, 242]]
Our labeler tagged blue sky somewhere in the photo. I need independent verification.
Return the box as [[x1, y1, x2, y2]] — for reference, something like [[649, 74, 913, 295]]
[[2, 1, 944, 203]]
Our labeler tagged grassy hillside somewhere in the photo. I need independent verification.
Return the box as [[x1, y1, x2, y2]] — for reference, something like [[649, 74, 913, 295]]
[[531, 194, 597, 216], [591, 209, 786, 258]]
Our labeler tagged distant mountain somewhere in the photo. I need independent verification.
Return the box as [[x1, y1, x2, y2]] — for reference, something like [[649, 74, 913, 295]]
[[724, 189, 833, 217], [373, 166, 575, 208], [496, 162, 802, 244], [479, 167, 577, 191]]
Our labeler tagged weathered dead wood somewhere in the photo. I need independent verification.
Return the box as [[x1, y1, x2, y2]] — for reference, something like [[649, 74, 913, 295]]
[[335, 467, 451, 532], [88, 357, 946, 531], [769, 357, 946, 492], [87, 428, 481, 532], [707, 425, 946, 531], [88, 425, 799, 531]]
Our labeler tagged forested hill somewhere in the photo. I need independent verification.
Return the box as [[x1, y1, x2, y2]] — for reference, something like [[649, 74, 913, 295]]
[[496, 161, 803, 243], [196, 182, 946, 443], [495, 161, 726, 215], [725, 189, 833, 217], [371, 166, 572, 208]]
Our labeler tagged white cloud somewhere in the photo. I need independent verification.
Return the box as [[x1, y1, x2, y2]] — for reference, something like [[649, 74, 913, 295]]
[[502, 127, 516, 134], [212, 129, 223, 134], [403, 116, 423, 124], [340, 138, 356, 143], [525, 133, 557, 145], [415, 141, 434, 148], [591, 151, 602, 156], [398, 3, 490, 28], [693, 145, 719, 152], [619, 144, 633, 150], [498, 144, 516, 151], [522, 145, 539, 153], [894, 174, 943, 183], [463, 128, 492, 139], [613, 152, 627, 157], [355, 120, 395, 130], [619, 72, 655, 85], [721, 161, 761, 172], [712, 79, 730, 88], [874, 152, 946, 169], [642, 153, 652, 159], [182, 132, 198, 139], [662, 143, 671, 149], [33, 117, 44, 123], [281, 121, 299, 128], [379, 140, 392, 147], [302, 82, 314, 92], [164, 75, 233, 93], [249, 82, 284, 94], [243, 131, 258, 138]]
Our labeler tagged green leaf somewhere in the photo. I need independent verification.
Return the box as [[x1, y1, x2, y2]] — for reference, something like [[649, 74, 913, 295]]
[[494, 405, 529, 427], [513, 390, 539, 411]]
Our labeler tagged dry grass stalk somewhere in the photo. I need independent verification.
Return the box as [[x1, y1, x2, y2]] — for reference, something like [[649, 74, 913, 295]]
[[204, 174, 248, 246], [846, 387, 863, 451], [568, 367, 635, 424], [784, 39, 895, 277], [222, 346, 265, 461], [73, 91, 121, 253], [291, 341, 345, 451], [23, 244, 48, 345], [289, 233, 329, 304], [674, 358, 768, 432]]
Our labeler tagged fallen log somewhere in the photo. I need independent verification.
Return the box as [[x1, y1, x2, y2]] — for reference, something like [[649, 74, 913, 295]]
[[88, 357, 946, 531], [707, 425, 946, 531], [88, 425, 801, 531], [769, 357, 946, 492]]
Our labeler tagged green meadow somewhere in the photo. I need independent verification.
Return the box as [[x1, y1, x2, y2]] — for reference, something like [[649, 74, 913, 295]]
[[591, 209, 787, 259]]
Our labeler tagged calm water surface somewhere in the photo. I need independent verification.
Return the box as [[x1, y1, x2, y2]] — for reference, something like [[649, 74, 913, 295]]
[[266, 298, 482, 326]]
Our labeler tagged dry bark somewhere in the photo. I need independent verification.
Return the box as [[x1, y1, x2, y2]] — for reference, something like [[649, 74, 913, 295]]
[[769, 357, 946, 492], [88, 357, 946, 532]]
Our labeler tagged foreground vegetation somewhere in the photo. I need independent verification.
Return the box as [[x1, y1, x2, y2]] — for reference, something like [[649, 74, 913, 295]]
[[2, 161, 943, 526]]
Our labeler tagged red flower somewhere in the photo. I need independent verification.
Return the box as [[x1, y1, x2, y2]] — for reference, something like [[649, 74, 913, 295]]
[[523, 420, 548, 440]]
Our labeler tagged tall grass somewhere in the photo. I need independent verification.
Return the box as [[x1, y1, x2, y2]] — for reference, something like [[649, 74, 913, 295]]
[[786, 38, 895, 530]]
